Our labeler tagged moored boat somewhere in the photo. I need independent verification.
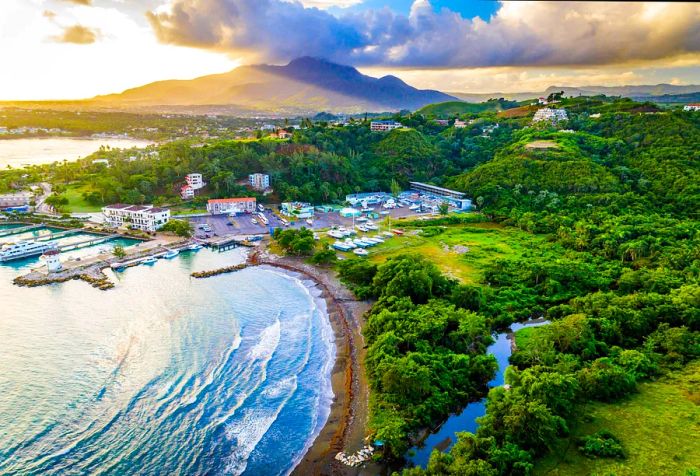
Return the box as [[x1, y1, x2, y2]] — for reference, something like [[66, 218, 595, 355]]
[[0, 240, 58, 262], [163, 249, 179, 259]]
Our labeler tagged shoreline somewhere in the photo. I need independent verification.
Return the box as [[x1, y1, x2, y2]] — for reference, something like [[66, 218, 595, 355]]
[[252, 253, 374, 476]]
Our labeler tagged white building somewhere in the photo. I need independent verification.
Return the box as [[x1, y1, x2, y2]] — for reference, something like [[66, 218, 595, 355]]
[[249, 173, 270, 191], [370, 121, 403, 132], [207, 197, 257, 215], [454, 119, 468, 128], [186, 173, 205, 190], [102, 204, 170, 232], [683, 104, 700, 111], [180, 185, 195, 200], [533, 108, 568, 123]]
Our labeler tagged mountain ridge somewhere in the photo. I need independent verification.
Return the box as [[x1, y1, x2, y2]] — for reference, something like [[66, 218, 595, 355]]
[[92, 56, 456, 114]]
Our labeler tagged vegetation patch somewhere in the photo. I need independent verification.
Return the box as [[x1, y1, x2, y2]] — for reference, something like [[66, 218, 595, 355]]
[[534, 361, 700, 475]]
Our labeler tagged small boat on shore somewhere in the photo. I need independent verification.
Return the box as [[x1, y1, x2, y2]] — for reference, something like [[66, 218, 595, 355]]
[[353, 248, 369, 256], [163, 249, 179, 259]]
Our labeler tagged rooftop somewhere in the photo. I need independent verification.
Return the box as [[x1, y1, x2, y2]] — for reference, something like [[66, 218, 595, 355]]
[[208, 197, 255, 204]]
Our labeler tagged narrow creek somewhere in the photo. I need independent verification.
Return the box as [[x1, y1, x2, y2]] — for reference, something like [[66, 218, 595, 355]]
[[406, 320, 550, 467]]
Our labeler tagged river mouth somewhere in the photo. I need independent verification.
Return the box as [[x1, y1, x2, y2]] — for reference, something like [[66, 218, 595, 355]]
[[0, 248, 335, 476], [405, 320, 550, 468]]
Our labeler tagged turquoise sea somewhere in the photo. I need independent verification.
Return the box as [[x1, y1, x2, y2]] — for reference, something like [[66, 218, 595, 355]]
[[0, 230, 334, 475]]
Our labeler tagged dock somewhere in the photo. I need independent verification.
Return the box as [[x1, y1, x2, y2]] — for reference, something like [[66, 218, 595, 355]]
[[56, 234, 120, 252], [34, 229, 82, 242], [0, 224, 43, 238]]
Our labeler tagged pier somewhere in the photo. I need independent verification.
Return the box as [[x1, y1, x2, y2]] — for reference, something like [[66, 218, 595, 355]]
[[34, 229, 82, 242], [56, 234, 120, 252], [0, 224, 43, 238]]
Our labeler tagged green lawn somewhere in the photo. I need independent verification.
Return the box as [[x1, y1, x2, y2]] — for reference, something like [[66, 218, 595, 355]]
[[368, 222, 544, 283], [63, 185, 102, 213], [535, 361, 700, 476]]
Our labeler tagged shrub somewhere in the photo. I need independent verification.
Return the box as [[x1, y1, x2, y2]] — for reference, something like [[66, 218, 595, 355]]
[[578, 430, 625, 459]]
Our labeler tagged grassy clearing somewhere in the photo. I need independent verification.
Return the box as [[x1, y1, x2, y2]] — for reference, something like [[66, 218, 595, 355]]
[[535, 361, 700, 476], [63, 184, 102, 213], [367, 221, 544, 284]]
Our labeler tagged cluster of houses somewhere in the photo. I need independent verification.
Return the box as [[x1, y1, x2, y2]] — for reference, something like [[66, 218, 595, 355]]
[[0, 126, 64, 135], [0, 192, 33, 211], [683, 104, 700, 111], [533, 107, 568, 123]]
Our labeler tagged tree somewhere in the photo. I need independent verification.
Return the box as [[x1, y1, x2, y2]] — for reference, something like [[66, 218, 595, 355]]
[[112, 245, 126, 259], [161, 219, 193, 237], [438, 201, 450, 215], [390, 178, 401, 197]]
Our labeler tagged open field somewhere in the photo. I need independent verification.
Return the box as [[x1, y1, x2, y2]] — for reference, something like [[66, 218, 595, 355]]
[[534, 361, 700, 476], [364, 221, 545, 283], [63, 184, 102, 213]]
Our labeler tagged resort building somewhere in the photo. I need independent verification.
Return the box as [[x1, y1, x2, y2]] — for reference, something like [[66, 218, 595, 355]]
[[683, 104, 700, 111], [0, 192, 32, 209], [186, 173, 205, 190], [207, 197, 257, 215], [102, 204, 171, 232], [454, 119, 467, 128], [281, 202, 315, 219], [249, 173, 270, 191], [370, 121, 403, 132], [409, 182, 472, 210], [532, 108, 568, 123]]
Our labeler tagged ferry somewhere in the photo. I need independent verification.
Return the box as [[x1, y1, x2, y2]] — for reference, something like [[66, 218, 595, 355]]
[[353, 248, 369, 257], [0, 240, 58, 262], [163, 249, 179, 259]]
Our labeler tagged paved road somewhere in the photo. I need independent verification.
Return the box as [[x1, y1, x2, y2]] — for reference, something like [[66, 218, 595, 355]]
[[35, 182, 56, 215]]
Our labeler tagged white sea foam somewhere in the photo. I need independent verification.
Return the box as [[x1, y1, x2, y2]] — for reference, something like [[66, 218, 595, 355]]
[[224, 376, 298, 475]]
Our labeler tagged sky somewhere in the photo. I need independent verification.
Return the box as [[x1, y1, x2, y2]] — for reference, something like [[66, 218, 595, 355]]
[[1, 0, 699, 100]]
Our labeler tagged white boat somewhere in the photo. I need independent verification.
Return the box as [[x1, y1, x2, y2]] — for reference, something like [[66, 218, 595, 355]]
[[343, 239, 357, 249], [382, 231, 394, 237], [409, 204, 420, 211], [163, 249, 179, 259], [332, 241, 353, 252], [306, 218, 313, 225], [357, 225, 369, 232], [365, 224, 379, 230], [353, 248, 369, 256], [251, 219, 258, 225], [142, 256, 157, 265], [0, 240, 58, 262], [327, 230, 344, 239], [188, 243, 203, 251]]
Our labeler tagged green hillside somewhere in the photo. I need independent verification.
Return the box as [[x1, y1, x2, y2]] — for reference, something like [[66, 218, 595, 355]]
[[417, 99, 522, 117]]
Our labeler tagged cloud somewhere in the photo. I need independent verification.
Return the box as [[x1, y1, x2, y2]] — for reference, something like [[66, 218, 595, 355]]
[[146, 0, 700, 68], [51, 24, 99, 44], [58, 0, 93, 5]]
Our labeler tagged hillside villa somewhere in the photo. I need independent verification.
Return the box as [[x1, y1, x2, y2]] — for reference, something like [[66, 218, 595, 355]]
[[249, 173, 270, 191], [370, 121, 403, 132]]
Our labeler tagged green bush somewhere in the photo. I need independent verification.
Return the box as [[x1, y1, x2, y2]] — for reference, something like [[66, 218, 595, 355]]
[[578, 430, 625, 459]]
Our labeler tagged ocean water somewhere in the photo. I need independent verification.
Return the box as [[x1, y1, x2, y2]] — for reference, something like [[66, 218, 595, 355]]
[[0, 138, 153, 168], [0, 244, 335, 475]]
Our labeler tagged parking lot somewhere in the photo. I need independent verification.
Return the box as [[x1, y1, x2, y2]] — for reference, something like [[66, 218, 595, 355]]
[[186, 205, 429, 240]]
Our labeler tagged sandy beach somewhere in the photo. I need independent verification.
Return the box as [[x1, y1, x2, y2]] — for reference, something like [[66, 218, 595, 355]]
[[251, 250, 377, 476]]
